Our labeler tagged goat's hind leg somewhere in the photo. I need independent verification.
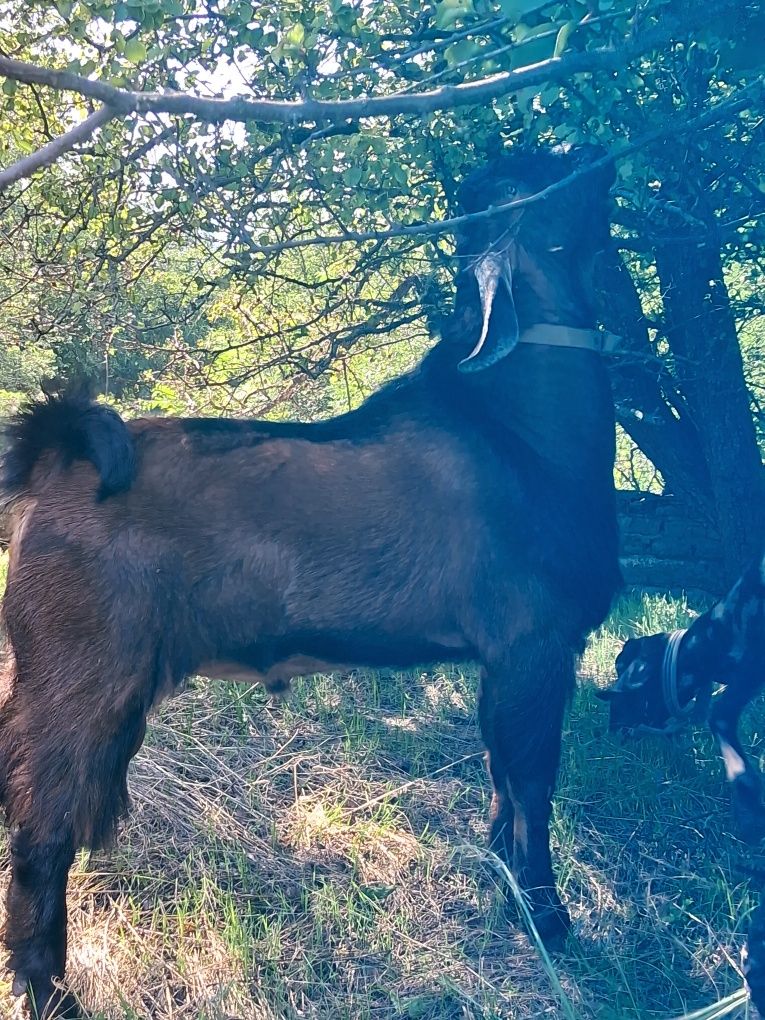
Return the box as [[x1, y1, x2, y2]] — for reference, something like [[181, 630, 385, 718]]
[[5, 827, 77, 1019], [745, 896, 765, 1016], [0, 662, 148, 1018], [479, 634, 574, 947]]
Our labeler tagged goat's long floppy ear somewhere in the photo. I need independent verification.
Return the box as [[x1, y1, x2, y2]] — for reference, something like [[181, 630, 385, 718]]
[[458, 253, 520, 372], [613, 659, 652, 692]]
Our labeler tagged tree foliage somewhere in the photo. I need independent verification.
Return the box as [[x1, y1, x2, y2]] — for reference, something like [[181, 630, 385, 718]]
[[0, 0, 763, 578]]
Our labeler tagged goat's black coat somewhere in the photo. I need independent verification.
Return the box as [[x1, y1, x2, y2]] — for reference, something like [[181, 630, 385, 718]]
[[0, 144, 620, 1018]]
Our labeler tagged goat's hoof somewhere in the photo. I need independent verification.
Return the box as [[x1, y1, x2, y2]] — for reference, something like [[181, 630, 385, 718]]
[[36, 993, 82, 1020], [732, 777, 765, 846], [745, 909, 765, 1017], [527, 902, 572, 951], [745, 952, 765, 1016], [734, 808, 765, 847], [11, 976, 81, 1020]]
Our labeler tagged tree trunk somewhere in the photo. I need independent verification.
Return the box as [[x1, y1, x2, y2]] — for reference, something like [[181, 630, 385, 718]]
[[654, 216, 765, 580], [597, 250, 714, 507]]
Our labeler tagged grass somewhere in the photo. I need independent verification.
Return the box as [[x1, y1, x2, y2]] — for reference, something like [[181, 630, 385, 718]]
[[0, 590, 761, 1019]]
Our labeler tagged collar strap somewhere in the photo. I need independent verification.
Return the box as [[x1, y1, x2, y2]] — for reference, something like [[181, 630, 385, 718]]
[[662, 629, 694, 719], [519, 325, 620, 353]]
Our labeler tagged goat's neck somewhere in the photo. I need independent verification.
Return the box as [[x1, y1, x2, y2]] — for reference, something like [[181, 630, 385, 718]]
[[480, 331, 614, 481], [511, 248, 597, 330], [677, 564, 758, 695], [456, 249, 614, 478]]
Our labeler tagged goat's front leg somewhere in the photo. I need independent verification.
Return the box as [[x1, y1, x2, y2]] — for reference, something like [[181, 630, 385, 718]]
[[709, 682, 765, 845], [479, 634, 574, 947], [477, 666, 515, 866]]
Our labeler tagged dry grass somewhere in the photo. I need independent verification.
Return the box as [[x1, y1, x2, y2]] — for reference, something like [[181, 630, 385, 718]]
[[0, 594, 761, 1019]]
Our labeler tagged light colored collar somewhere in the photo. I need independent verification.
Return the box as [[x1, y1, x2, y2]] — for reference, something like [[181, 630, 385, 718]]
[[662, 628, 695, 719], [519, 325, 620, 353]]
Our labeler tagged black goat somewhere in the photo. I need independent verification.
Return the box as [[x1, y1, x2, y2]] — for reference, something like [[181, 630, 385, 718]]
[[0, 144, 620, 1018]]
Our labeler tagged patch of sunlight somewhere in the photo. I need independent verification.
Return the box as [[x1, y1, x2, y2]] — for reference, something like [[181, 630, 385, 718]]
[[64, 882, 251, 1017], [379, 715, 418, 731], [423, 680, 467, 713], [287, 794, 348, 849], [348, 822, 423, 886]]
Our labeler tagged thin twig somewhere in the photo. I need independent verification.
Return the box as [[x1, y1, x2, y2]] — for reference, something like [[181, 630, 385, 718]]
[[0, 103, 114, 192]]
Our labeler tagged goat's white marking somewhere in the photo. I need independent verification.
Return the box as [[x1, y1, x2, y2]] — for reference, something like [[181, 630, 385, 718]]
[[720, 740, 747, 781]]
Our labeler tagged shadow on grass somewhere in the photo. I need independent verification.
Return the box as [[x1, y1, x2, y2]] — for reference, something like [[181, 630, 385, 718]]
[[0, 590, 759, 1019]]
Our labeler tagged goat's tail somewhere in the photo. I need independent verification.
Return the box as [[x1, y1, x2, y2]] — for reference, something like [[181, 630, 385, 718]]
[[2, 385, 135, 500]]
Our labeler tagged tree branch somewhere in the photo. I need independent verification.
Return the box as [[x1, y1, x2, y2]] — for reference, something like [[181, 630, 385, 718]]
[[0, 34, 657, 126], [0, 104, 114, 192], [219, 74, 765, 258]]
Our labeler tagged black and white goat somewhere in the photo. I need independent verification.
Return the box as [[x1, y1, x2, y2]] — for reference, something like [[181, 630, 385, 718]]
[[601, 555, 765, 1012], [600, 556, 765, 842]]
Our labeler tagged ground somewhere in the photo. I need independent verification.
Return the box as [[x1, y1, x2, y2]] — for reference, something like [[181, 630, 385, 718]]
[[0, 592, 760, 1020]]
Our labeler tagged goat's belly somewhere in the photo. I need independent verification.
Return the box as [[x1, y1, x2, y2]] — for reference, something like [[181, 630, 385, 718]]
[[199, 633, 472, 695], [197, 656, 346, 695]]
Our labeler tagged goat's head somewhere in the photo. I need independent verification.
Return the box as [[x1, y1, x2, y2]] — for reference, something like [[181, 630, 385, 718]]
[[597, 633, 675, 735], [455, 143, 615, 372], [599, 625, 715, 736]]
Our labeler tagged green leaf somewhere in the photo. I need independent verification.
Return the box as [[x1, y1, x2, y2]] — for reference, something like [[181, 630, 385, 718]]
[[123, 37, 147, 63], [2, 79, 17, 96], [553, 19, 576, 58], [444, 38, 481, 67], [390, 162, 408, 186], [344, 165, 363, 186], [284, 23, 306, 47], [333, 5, 358, 32], [513, 22, 555, 64], [434, 0, 474, 31], [499, 0, 547, 20]]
